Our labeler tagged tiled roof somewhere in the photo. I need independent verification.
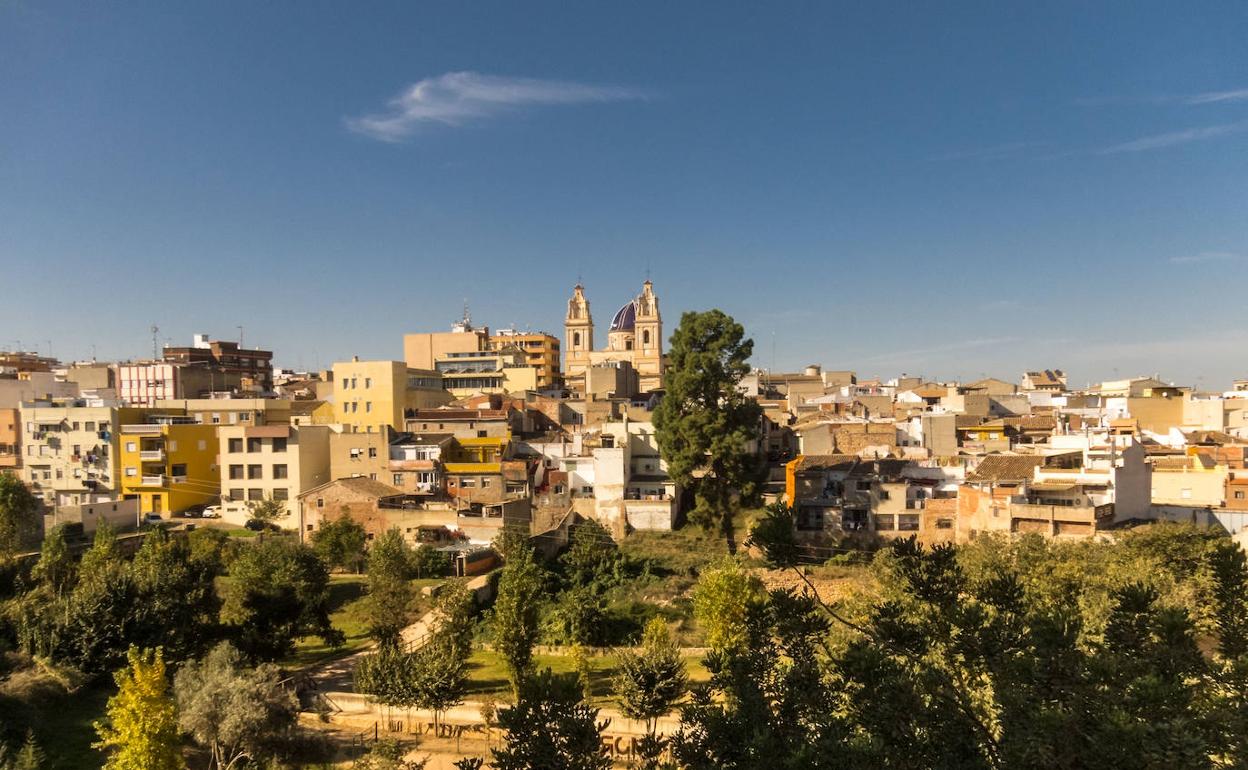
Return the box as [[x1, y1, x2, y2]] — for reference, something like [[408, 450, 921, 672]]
[[966, 454, 1043, 483]]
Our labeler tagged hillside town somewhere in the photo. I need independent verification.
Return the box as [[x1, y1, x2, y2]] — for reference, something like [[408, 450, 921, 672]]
[[5, 280, 1248, 558]]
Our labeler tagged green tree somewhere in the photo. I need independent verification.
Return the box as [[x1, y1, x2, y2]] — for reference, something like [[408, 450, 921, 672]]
[[652, 309, 763, 548], [692, 558, 763, 652], [491, 669, 610, 770], [129, 526, 221, 661], [222, 539, 342, 660], [0, 731, 45, 770], [560, 519, 619, 588], [310, 515, 367, 572], [409, 544, 452, 579], [245, 497, 285, 529], [409, 637, 468, 733], [431, 579, 477, 660], [173, 641, 298, 770], [31, 524, 74, 597], [615, 618, 687, 735], [543, 586, 605, 646], [491, 546, 545, 692], [0, 475, 40, 559], [353, 738, 427, 770], [367, 528, 414, 648], [93, 647, 185, 770]]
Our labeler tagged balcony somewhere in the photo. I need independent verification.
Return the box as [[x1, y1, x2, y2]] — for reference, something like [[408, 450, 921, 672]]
[[139, 449, 165, 461], [139, 475, 165, 487], [122, 424, 164, 435]]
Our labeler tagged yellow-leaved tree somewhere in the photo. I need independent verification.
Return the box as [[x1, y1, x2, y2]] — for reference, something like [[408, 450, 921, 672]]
[[94, 647, 185, 770]]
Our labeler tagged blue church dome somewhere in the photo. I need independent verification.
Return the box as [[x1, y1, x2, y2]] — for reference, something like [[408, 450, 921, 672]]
[[609, 300, 637, 331]]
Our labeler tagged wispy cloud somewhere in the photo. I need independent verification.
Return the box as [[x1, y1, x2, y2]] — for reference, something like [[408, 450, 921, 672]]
[[346, 71, 648, 142], [1098, 120, 1248, 154], [1169, 250, 1244, 264], [1182, 88, 1248, 105], [1078, 87, 1248, 107]]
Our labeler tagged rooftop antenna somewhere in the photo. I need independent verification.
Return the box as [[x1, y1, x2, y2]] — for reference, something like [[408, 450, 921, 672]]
[[150, 324, 160, 359], [237, 325, 244, 348]]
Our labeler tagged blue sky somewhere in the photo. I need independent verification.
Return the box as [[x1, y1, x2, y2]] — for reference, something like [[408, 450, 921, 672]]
[[3, 1, 1247, 388]]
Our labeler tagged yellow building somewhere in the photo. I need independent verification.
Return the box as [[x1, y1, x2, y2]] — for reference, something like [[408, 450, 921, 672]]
[[489, 329, 561, 388], [333, 358, 453, 433], [118, 420, 220, 516]]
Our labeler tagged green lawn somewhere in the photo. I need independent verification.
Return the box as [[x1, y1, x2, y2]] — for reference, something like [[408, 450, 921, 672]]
[[464, 649, 709, 705]]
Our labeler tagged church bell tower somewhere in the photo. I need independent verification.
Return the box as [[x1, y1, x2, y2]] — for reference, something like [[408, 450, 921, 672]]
[[564, 284, 593, 376]]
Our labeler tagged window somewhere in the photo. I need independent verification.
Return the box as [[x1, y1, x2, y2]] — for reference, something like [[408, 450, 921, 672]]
[[316, 497, 325, 508], [582, 485, 593, 494], [125, 467, 137, 477], [573, 332, 581, 346], [72, 422, 80, 431], [169, 440, 178, 452], [126, 442, 136, 452], [273, 464, 288, 479], [393, 473, 404, 486], [272, 437, 287, 452], [1237, 491, 1245, 500], [365, 402, 372, 413], [460, 478, 477, 488], [272, 488, 288, 501], [350, 448, 362, 459], [1181, 488, 1192, 499], [228, 438, 243, 453], [229, 464, 244, 480], [364, 378, 372, 388], [211, 413, 221, 424], [229, 488, 244, 501], [248, 488, 263, 501], [247, 438, 262, 453], [368, 473, 377, 480], [643, 330, 650, 345], [248, 464, 263, 479], [482, 478, 492, 487], [85, 421, 96, 432], [478, 430, 488, 438], [368, 447, 377, 458]]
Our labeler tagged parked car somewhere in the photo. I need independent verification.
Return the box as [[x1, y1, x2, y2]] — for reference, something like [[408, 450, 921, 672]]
[[200, 506, 221, 519], [143, 513, 165, 525], [183, 504, 207, 518]]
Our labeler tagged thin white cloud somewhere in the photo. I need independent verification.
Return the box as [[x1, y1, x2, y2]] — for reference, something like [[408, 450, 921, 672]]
[[346, 71, 647, 142], [1077, 88, 1248, 107], [1098, 120, 1248, 153], [1169, 251, 1244, 264], [1182, 88, 1248, 105]]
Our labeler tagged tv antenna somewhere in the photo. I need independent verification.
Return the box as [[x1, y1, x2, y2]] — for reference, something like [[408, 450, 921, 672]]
[[150, 324, 160, 359]]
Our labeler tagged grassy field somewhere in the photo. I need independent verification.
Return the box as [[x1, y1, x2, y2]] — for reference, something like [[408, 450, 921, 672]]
[[463, 648, 710, 705]]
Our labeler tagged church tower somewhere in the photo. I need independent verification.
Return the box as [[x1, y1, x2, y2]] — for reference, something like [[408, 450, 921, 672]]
[[564, 284, 594, 377], [633, 279, 663, 384]]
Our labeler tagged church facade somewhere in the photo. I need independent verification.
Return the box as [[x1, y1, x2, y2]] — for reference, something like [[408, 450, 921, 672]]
[[564, 280, 664, 390]]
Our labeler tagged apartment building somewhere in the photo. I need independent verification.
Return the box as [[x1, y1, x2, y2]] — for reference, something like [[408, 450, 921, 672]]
[[117, 419, 219, 515], [117, 362, 239, 406], [19, 399, 145, 507], [329, 426, 392, 481], [332, 358, 452, 432], [217, 424, 331, 526], [489, 329, 561, 388], [403, 317, 490, 370], [163, 334, 274, 391], [0, 408, 18, 474], [434, 348, 538, 397]]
